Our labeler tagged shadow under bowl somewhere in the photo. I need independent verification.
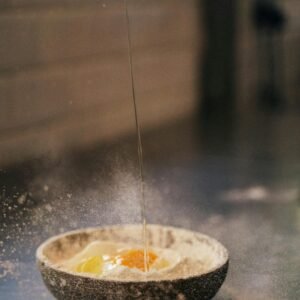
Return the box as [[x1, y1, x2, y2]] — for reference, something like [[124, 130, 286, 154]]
[[36, 224, 229, 300]]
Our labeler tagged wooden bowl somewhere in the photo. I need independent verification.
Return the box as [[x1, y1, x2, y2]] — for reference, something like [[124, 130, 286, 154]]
[[36, 224, 229, 300]]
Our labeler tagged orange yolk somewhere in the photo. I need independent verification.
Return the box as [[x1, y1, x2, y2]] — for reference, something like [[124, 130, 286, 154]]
[[114, 249, 158, 271]]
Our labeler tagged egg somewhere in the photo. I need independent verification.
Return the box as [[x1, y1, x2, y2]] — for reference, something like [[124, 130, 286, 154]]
[[61, 241, 181, 278]]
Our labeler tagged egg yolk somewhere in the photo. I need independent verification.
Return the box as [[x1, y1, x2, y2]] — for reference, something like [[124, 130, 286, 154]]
[[114, 249, 158, 271], [76, 256, 103, 274]]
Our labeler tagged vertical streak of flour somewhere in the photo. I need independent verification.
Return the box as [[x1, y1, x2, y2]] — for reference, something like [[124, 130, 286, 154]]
[[124, 0, 149, 272]]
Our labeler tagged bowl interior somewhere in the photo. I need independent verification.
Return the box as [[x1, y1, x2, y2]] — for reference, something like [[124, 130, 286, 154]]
[[37, 224, 228, 281]]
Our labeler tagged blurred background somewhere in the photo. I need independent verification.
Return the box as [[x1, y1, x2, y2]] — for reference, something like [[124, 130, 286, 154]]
[[0, 0, 300, 299], [0, 0, 299, 166]]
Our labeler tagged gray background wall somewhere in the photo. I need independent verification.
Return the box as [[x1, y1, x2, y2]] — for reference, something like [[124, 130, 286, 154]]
[[0, 0, 200, 166], [0, 0, 299, 167]]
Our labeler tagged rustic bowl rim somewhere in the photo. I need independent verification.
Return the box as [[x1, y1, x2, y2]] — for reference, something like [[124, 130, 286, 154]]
[[36, 224, 229, 284]]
